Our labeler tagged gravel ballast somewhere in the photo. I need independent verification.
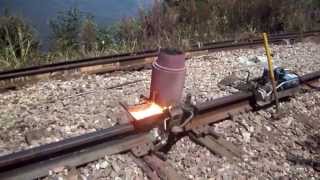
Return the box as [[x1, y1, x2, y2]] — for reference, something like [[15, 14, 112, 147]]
[[0, 41, 319, 179]]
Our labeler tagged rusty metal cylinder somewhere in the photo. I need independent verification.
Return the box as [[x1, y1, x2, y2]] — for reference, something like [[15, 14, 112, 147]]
[[150, 49, 186, 107]]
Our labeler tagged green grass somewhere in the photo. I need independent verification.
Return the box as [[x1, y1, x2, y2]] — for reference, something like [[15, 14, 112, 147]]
[[0, 1, 319, 70]]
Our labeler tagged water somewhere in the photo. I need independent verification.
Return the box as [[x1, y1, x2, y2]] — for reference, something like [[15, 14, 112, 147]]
[[0, 0, 153, 48]]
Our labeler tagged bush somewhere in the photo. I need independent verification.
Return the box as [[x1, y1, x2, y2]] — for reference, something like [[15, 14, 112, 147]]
[[113, 0, 189, 51], [114, 0, 320, 51], [49, 8, 98, 58], [79, 18, 97, 53], [44, 1, 320, 62], [0, 13, 38, 69], [2, 1, 319, 70]]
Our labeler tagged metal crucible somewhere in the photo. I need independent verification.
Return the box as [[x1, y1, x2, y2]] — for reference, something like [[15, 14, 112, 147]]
[[150, 49, 186, 107]]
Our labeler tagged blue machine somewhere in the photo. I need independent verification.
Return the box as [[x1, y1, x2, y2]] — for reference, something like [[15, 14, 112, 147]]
[[262, 67, 300, 90]]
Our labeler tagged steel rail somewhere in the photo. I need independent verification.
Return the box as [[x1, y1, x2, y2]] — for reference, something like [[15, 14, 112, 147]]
[[0, 52, 158, 80], [0, 133, 150, 180], [190, 31, 319, 52], [0, 49, 157, 76], [0, 124, 139, 178], [186, 71, 320, 130], [0, 71, 318, 179], [195, 30, 320, 48], [0, 30, 319, 81]]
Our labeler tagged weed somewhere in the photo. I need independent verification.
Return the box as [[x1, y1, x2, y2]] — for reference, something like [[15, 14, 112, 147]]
[[1, 1, 319, 70], [0, 14, 38, 70]]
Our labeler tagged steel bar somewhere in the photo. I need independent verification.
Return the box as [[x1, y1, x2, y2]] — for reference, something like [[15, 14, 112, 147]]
[[190, 38, 282, 53], [188, 71, 320, 130], [299, 71, 320, 82], [0, 134, 150, 180], [187, 100, 252, 131], [0, 52, 157, 80], [0, 30, 318, 81], [0, 50, 158, 76], [193, 30, 319, 50], [0, 123, 135, 172], [195, 71, 320, 114], [194, 92, 253, 114]]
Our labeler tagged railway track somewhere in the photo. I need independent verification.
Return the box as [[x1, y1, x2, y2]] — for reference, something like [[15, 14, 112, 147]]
[[0, 30, 319, 91], [0, 70, 319, 180]]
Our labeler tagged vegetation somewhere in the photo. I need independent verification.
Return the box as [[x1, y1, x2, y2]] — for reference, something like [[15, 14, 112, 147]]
[[49, 8, 98, 59], [0, 11, 38, 69], [118, 0, 320, 50], [0, 0, 319, 70]]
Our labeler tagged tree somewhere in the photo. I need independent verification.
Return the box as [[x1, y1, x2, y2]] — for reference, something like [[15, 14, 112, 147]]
[[79, 17, 97, 52], [49, 8, 83, 52]]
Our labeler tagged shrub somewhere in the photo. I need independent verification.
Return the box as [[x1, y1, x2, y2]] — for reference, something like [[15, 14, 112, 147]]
[[79, 17, 97, 53], [49, 8, 99, 58], [2, 1, 319, 70], [0, 13, 38, 70]]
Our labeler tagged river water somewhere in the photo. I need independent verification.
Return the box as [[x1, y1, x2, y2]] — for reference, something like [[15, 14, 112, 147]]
[[0, 0, 152, 48]]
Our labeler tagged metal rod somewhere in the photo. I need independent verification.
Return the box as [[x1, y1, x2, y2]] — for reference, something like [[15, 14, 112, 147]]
[[0, 123, 135, 171], [192, 68, 319, 115], [0, 134, 149, 180], [263, 32, 279, 112], [194, 91, 253, 114]]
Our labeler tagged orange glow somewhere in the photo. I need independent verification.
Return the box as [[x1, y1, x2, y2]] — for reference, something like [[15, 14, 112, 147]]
[[129, 102, 164, 120]]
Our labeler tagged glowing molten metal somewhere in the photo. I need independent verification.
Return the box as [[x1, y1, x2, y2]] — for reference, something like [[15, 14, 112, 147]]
[[129, 102, 164, 120]]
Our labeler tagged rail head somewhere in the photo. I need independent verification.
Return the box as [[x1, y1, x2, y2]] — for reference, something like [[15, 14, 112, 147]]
[[0, 30, 319, 81]]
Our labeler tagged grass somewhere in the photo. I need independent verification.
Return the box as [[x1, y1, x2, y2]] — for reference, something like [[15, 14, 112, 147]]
[[0, 1, 319, 70], [0, 15, 37, 70]]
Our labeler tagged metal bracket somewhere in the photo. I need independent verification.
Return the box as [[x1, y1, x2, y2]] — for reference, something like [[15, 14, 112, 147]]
[[254, 86, 300, 107], [168, 107, 184, 126]]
